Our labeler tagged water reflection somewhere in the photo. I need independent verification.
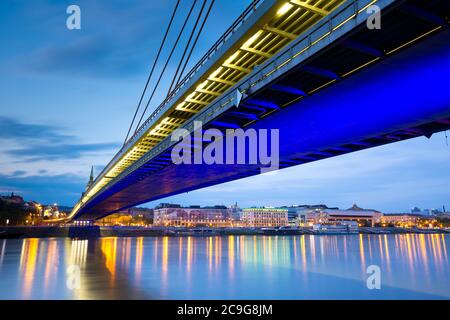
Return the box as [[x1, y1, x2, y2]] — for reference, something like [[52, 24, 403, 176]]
[[100, 237, 117, 282], [0, 240, 6, 268], [135, 237, 143, 281], [44, 240, 58, 292], [19, 238, 39, 299], [0, 234, 448, 299]]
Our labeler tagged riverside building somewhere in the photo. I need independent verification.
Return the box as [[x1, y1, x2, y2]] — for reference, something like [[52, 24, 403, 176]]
[[241, 207, 288, 228], [153, 203, 232, 227], [381, 213, 423, 227], [303, 204, 382, 227]]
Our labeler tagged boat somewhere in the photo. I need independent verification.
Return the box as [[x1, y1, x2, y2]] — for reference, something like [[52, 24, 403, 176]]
[[175, 228, 220, 236], [313, 222, 359, 235]]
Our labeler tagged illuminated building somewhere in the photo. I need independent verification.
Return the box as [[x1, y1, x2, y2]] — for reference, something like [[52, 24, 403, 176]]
[[229, 202, 242, 222], [305, 204, 382, 227], [43, 204, 62, 219], [279, 205, 309, 226], [153, 203, 232, 227], [97, 207, 154, 226], [241, 208, 288, 228], [81, 166, 94, 198], [129, 207, 154, 224], [381, 214, 423, 227]]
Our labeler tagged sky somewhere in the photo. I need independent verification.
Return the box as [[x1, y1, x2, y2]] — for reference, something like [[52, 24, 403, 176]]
[[0, 0, 449, 213]]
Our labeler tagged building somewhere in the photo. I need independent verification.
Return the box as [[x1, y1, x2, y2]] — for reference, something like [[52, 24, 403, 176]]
[[43, 204, 61, 218], [0, 192, 24, 205], [81, 166, 94, 198], [97, 212, 132, 226], [24, 201, 42, 215], [413, 207, 443, 216], [381, 214, 423, 227], [129, 207, 154, 219], [411, 206, 422, 215], [296, 204, 338, 219], [153, 203, 232, 227], [279, 205, 310, 226], [229, 202, 242, 222], [129, 207, 154, 225], [241, 207, 288, 228], [305, 204, 382, 227]]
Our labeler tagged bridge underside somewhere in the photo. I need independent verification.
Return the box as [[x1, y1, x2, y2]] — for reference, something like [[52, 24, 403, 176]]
[[75, 0, 450, 220]]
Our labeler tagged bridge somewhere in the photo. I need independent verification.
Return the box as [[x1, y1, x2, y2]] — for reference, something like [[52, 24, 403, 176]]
[[68, 0, 450, 221]]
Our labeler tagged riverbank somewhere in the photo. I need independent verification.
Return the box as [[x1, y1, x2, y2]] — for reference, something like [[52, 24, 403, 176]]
[[1, 226, 449, 238]]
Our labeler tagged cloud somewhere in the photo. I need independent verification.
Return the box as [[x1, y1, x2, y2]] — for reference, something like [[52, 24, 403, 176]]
[[28, 35, 144, 78], [0, 116, 73, 143], [17, 0, 231, 80], [0, 172, 86, 205], [7, 142, 120, 161], [0, 116, 120, 161], [11, 170, 27, 177]]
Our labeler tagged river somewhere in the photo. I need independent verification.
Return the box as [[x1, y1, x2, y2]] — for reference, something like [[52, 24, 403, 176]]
[[0, 234, 448, 299]]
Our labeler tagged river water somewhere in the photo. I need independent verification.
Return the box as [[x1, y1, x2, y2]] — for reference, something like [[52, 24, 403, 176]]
[[0, 234, 448, 299]]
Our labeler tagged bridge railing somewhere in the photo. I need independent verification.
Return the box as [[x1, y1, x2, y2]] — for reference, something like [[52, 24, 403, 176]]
[[165, 0, 377, 119], [124, 0, 262, 148], [244, 0, 378, 93]]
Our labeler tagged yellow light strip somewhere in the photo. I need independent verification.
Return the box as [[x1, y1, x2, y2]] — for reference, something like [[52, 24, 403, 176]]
[[386, 26, 442, 55], [341, 57, 381, 78], [277, 3, 293, 16], [308, 79, 337, 95], [243, 30, 264, 47], [358, 0, 378, 14]]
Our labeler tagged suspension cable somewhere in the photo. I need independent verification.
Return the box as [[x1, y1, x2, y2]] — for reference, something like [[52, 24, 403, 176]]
[[175, 0, 215, 89], [123, 0, 181, 145], [134, 0, 199, 133], [166, 0, 209, 97]]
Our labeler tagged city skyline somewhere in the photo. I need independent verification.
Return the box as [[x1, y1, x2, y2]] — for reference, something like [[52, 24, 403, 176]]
[[0, 181, 447, 216], [1, 0, 449, 212]]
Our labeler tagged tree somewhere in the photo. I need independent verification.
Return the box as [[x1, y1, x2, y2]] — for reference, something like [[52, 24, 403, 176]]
[[0, 199, 28, 225]]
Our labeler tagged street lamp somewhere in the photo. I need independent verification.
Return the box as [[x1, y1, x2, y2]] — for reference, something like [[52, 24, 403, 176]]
[[6, 219, 9, 226]]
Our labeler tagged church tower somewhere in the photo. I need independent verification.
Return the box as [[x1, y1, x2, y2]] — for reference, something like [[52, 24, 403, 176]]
[[85, 166, 94, 191]]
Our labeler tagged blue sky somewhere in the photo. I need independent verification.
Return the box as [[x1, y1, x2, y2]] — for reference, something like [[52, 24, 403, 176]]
[[0, 0, 449, 212]]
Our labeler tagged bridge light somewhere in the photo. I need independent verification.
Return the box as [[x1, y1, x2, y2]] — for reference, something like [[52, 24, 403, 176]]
[[243, 31, 262, 48], [186, 92, 196, 100], [277, 3, 293, 16], [176, 102, 186, 110], [196, 81, 208, 91], [224, 52, 239, 64], [209, 67, 223, 79]]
